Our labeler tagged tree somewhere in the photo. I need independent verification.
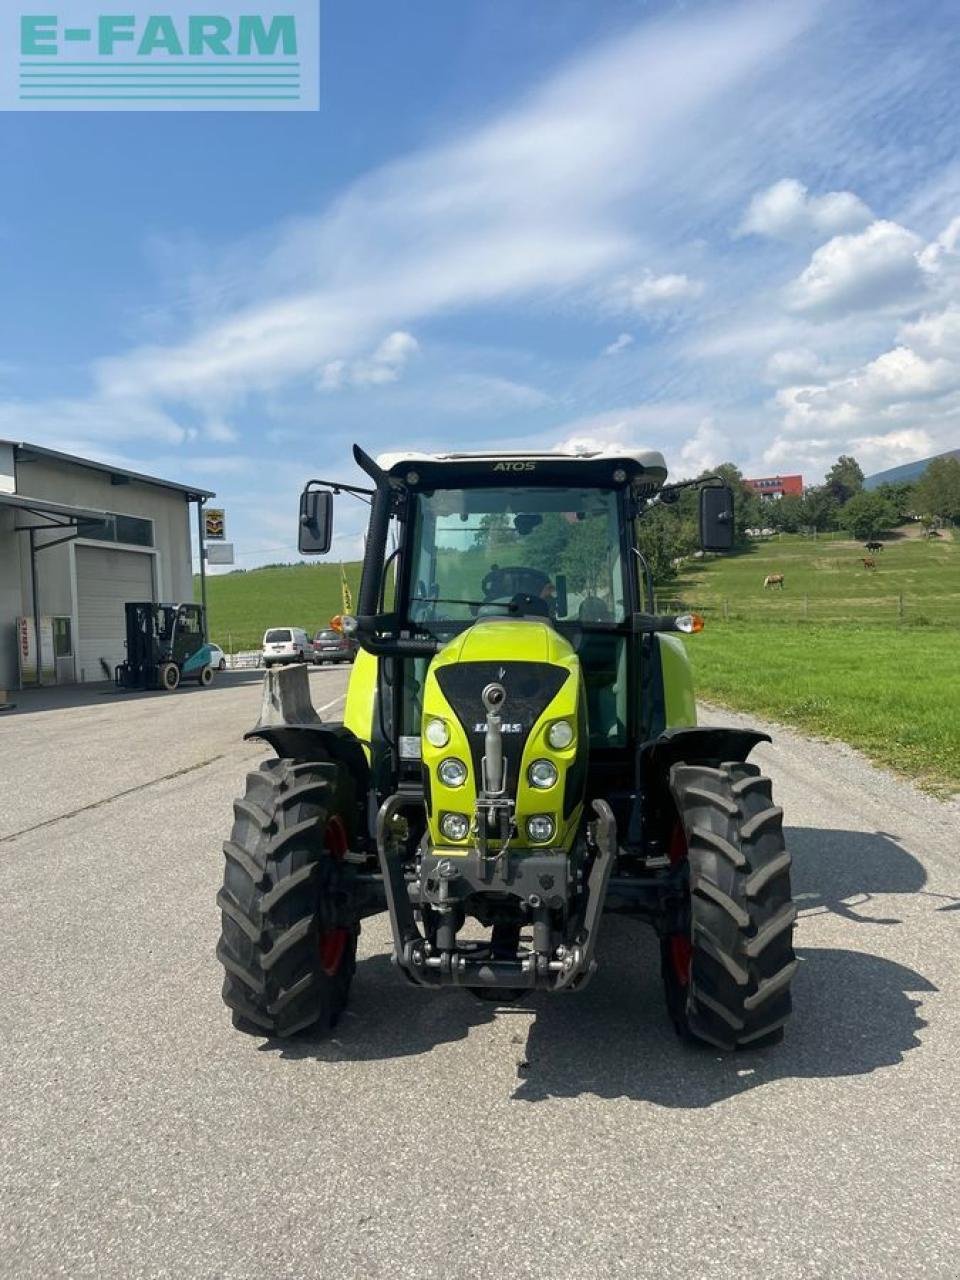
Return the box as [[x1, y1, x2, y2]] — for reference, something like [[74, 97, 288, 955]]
[[560, 515, 610, 595], [874, 481, 916, 521], [839, 490, 897, 540], [767, 493, 804, 533], [799, 485, 838, 531], [825, 455, 864, 505], [915, 456, 960, 524]]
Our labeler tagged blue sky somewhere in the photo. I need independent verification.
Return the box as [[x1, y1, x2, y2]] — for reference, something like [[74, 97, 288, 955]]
[[3, 0, 960, 566]]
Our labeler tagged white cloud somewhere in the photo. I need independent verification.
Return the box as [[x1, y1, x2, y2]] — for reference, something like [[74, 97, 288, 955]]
[[604, 333, 634, 356], [784, 220, 927, 316], [428, 374, 551, 414], [677, 417, 729, 475], [204, 417, 238, 443], [739, 178, 872, 240], [74, 4, 805, 415], [898, 303, 960, 357], [319, 330, 419, 390], [611, 271, 704, 311], [764, 347, 825, 384]]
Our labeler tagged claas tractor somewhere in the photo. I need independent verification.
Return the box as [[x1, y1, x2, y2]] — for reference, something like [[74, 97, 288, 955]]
[[216, 445, 796, 1049], [116, 602, 215, 692]]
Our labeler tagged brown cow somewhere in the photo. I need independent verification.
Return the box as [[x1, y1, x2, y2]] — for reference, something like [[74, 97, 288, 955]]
[[763, 573, 785, 589], [860, 557, 877, 570]]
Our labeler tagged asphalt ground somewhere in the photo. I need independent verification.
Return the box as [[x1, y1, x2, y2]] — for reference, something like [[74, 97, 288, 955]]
[[1, 666, 958, 1278]]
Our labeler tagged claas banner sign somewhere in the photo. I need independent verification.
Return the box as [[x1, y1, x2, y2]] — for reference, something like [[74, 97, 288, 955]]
[[204, 508, 226, 540]]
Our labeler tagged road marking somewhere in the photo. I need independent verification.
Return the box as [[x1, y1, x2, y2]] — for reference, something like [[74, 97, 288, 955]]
[[0, 754, 225, 845]]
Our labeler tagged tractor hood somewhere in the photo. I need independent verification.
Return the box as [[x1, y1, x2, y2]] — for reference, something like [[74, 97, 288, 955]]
[[421, 618, 586, 853], [438, 617, 576, 666]]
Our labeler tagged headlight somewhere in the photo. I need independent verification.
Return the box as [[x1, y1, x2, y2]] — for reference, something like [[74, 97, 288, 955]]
[[440, 812, 470, 842], [425, 717, 450, 748], [438, 758, 468, 788], [547, 719, 574, 749], [528, 759, 558, 789], [526, 815, 555, 844]]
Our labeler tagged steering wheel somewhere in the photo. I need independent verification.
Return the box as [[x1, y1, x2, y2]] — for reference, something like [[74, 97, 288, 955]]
[[482, 565, 550, 601], [509, 591, 550, 619]]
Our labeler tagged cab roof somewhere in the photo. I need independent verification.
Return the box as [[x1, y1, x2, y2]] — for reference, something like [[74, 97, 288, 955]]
[[376, 446, 668, 492]]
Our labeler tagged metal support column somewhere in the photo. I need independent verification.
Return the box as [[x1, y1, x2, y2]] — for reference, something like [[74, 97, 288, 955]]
[[29, 528, 41, 687], [196, 498, 208, 642]]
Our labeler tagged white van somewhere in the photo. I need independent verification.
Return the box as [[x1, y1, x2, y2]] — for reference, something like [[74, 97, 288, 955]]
[[262, 627, 314, 668]]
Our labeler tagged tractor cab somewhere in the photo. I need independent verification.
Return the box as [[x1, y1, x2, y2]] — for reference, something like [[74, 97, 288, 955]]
[[298, 446, 731, 838]]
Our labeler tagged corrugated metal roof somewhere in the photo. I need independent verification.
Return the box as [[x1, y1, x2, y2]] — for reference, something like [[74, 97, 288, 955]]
[[1, 440, 215, 499]]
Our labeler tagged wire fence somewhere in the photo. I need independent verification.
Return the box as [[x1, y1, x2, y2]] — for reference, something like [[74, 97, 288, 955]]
[[654, 593, 960, 627]]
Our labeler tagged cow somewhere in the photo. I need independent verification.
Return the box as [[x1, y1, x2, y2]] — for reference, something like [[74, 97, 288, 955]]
[[763, 573, 785, 589], [860, 557, 877, 570], [865, 541, 883, 553]]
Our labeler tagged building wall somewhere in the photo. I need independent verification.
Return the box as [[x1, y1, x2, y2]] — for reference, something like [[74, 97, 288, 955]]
[[745, 474, 804, 500], [1, 452, 196, 687]]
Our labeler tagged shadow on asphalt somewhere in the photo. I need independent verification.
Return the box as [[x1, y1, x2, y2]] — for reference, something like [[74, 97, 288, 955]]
[[788, 825, 929, 925], [1, 669, 267, 715], [266, 826, 942, 1106]]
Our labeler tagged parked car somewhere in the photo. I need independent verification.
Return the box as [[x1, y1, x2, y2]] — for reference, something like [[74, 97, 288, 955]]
[[207, 642, 228, 672], [262, 627, 314, 668], [313, 628, 357, 664]]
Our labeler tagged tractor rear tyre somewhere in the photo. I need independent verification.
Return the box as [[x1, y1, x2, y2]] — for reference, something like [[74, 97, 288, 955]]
[[199, 665, 214, 687], [662, 760, 797, 1050], [159, 662, 180, 691], [216, 757, 359, 1038]]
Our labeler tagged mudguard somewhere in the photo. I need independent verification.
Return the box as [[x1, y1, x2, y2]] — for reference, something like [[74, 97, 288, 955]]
[[638, 725, 771, 776], [244, 664, 370, 788]]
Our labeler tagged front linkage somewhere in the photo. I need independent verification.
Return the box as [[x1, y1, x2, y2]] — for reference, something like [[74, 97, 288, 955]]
[[375, 791, 616, 992]]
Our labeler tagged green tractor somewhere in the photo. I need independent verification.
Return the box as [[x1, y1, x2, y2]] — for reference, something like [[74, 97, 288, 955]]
[[216, 446, 796, 1049]]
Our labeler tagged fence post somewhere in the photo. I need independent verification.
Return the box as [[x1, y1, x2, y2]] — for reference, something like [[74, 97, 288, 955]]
[[803, 595, 809, 619], [898, 593, 904, 619], [723, 599, 729, 621]]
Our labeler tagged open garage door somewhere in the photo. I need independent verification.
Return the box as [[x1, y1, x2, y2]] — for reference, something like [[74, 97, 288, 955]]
[[76, 546, 155, 683]]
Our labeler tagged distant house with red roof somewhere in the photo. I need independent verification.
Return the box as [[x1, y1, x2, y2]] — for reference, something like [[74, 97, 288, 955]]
[[744, 474, 803, 501]]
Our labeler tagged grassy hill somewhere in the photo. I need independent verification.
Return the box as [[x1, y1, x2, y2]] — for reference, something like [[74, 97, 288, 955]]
[[194, 561, 362, 651], [660, 528, 959, 626], [664, 530, 959, 794]]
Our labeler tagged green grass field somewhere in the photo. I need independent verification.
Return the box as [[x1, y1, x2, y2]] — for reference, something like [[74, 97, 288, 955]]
[[663, 529, 960, 794], [659, 528, 959, 626], [194, 562, 362, 651], [195, 530, 959, 794], [689, 623, 960, 794]]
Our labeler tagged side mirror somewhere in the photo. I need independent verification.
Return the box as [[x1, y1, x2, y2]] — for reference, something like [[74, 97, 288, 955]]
[[700, 485, 735, 552], [299, 488, 333, 555]]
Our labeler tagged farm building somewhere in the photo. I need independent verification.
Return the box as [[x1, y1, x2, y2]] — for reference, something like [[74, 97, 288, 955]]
[[0, 440, 213, 689], [744, 474, 804, 500]]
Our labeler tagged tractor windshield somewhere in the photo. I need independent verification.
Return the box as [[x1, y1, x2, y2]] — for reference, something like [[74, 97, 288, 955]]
[[409, 487, 626, 625]]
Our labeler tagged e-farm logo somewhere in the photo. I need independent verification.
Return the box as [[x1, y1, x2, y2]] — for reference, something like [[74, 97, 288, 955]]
[[3, 3, 318, 110]]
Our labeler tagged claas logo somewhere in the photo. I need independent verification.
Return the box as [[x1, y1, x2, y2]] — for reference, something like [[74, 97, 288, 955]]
[[204, 509, 225, 540]]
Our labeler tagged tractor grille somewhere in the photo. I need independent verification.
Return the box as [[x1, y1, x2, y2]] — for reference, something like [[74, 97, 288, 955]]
[[434, 661, 570, 792]]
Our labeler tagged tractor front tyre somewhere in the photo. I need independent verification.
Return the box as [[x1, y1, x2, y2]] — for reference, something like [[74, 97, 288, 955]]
[[662, 760, 797, 1050], [216, 758, 358, 1038], [159, 662, 180, 691], [199, 665, 214, 687]]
